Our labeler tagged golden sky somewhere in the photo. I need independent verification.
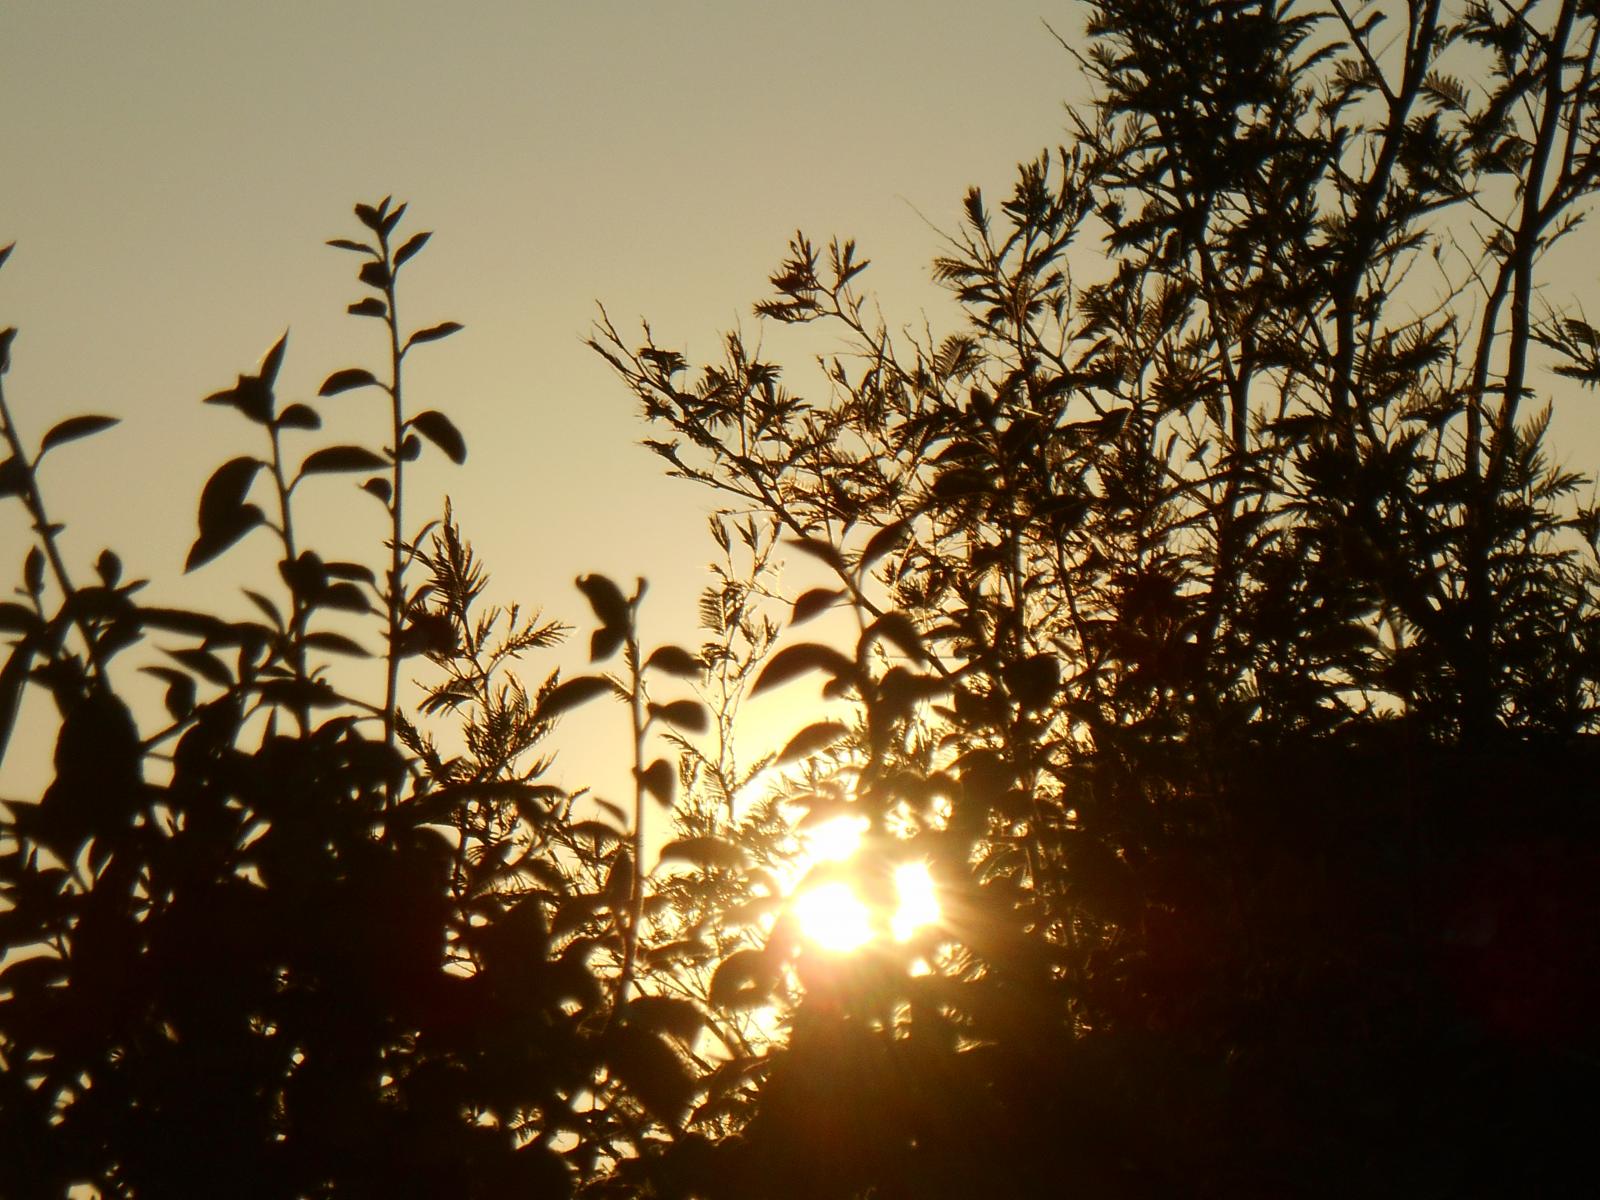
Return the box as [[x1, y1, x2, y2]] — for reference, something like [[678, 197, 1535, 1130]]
[[5, 2, 1600, 802], [0, 1, 1075, 798]]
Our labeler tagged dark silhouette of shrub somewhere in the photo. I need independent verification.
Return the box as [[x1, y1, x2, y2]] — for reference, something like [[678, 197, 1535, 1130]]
[[6, 3, 1600, 1196]]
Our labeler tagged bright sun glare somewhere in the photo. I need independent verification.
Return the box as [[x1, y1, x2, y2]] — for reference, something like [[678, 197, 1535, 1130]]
[[792, 882, 875, 953], [792, 860, 941, 954]]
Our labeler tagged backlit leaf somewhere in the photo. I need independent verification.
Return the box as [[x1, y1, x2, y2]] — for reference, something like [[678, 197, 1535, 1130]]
[[659, 836, 747, 871], [393, 230, 431, 268], [408, 409, 467, 464], [791, 587, 844, 624], [38, 415, 119, 458], [776, 720, 849, 765], [751, 642, 856, 697], [639, 758, 675, 806], [318, 368, 380, 397], [299, 445, 387, 477], [535, 674, 613, 722], [404, 321, 464, 351], [648, 698, 708, 734], [645, 644, 702, 678]]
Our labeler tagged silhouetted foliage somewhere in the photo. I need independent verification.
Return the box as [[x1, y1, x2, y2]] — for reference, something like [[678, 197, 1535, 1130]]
[[6, 3, 1600, 1197]]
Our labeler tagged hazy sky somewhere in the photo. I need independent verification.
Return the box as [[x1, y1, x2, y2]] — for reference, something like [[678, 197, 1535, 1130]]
[[0, 1, 1076, 797], [5, 3, 1600, 802]]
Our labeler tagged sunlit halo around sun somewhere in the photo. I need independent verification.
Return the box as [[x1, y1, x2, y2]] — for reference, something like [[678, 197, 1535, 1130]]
[[802, 813, 869, 863], [792, 882, 875, 953], [791, 861, 941, 953]]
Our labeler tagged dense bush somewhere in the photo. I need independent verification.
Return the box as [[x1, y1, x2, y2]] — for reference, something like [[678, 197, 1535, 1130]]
[[5, 2, 1600, 1196]]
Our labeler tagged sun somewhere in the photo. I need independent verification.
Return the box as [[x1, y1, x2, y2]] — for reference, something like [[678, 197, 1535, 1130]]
[[792, 881, 875, 953], [790, 857, 941, 954]]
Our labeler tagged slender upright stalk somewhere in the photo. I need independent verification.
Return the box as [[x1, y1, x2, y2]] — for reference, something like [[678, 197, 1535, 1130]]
[[0, 375, 102, 685]]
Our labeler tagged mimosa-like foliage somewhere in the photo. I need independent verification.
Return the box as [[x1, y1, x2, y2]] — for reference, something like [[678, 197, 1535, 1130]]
[[4, 3, 1600, 1197]]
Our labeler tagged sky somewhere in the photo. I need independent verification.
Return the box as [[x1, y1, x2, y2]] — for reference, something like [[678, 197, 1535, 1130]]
[[5, 2, 1600, 805], [0, 1, 1078, 800]]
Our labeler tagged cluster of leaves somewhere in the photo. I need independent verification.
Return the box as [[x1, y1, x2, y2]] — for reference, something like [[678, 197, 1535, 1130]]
[[591, 0, 1600, 1193], [0, 204, 761, 1197], [6, 2, 1600, 1196]]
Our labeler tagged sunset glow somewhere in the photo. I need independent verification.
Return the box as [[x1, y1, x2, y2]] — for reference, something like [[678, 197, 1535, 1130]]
[[793, 882, 874, 953]]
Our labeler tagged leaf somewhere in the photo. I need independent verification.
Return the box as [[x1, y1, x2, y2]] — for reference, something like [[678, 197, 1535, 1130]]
[[259, 330, 289, 387], [645, 644, 702, 678], [576, 574, 630, 630], [393, 230, 431, 268], [24, 547, 44, 593], [298, 445, 388, 477], [362, 477, 392, 504], [648, 698, 708, 734], [639, 758, 675, 806], [399, 434, 421, 461], [184, 505, 266, 572], [864, 611, 926, 663], [167, 646, 234, 688], [659, 836, 747, 871], [354, 201, 383, 231], [776, 720, 849, 765], [0, 642, 35, 764], [358, 260, 390, 290], [0, 243, 12, 271], [534, 674, 613, 722], [751, 642, 856, 697], [590, 625, 625, 662], [0, 601, 39, 635], [141, 666, 196, 720], [196, 456, 264, 535], [628, 995, 707, 1041], [95, 549, 121, 587], [37, 415, 119, 458], [709, 948, 775, 1009], [791, 587, 844, 625], [1002, 654, 1060, 711], [303, 631, 371, 657], [318, 368, 380, 397], [347, 297, 387, 319], [0, 457, 26, 498], [605, 1023, 693, 1130], [786, 534, 846, 572], [275, 403, 321, 430], [408, 409, 467, 464], [0, 326, 15, 375], [404, 321, 464, 351], [860, 519, 911, 570], [326, 237, 374, 254]]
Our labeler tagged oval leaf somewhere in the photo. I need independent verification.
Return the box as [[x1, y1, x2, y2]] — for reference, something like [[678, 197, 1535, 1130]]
[[860, 518, 911, 570], [639, 758, 675, 807], [38, 415, 119, 458], [751, 642, 857, 697], [408, 409, 467, 464], [299, 445, 388, 477], [709, 948, 775, 1009], [576, 574, 630, 630], [393, 230, 432, 268], [535, 674, 613, 722], [645, 644, 702, 678], [659, 836, 747, 871], [275, 403, 322, 431], [648, 698, 709, 734], [791, 587, 845, 625], [776, 720, 850, 765], [404, 321, 464, 351], [318, 368, 380, 397]]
